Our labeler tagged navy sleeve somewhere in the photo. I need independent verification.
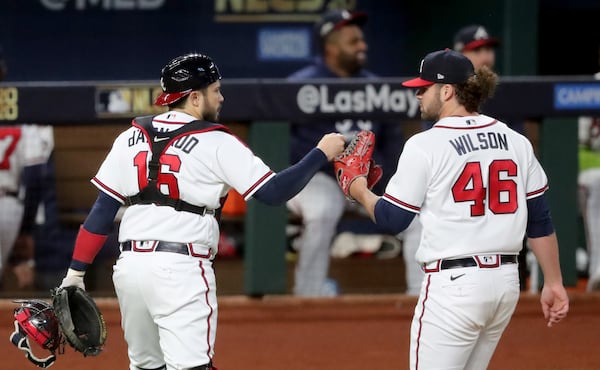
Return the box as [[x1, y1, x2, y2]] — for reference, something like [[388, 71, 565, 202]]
[[253, 148, 328, 206], [526, 194, 555, 238], [83, 191, 122, 235], [373, 198, 417, 234]]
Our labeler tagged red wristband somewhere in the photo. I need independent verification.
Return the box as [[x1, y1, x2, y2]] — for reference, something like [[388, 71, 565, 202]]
[[72, 225, 108, 264]]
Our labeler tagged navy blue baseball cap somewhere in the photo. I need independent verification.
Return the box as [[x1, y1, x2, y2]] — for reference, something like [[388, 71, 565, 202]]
[[453, 25, 499, 52], [402, 49, 475, 88], [315, 9, 367, 40]]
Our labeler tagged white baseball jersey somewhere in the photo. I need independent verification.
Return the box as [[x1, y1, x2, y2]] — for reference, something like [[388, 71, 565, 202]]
[[91, 111, 275, 254], [383, 114, 548, 264], [0, 124, 54, 192], [1, 124, 53, 274]]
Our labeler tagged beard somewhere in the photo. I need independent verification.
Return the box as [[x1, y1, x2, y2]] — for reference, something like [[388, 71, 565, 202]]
[[338, 51, 366, 76], [202, 94, 221, 122], [203, 107, 220, 122], [421, 110, 439, 122], [420, 98, 442, 122]]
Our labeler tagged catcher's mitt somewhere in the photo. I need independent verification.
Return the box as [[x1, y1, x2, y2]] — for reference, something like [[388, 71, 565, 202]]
[[51, 286, 106, 356], [334, 130, 377, 200]]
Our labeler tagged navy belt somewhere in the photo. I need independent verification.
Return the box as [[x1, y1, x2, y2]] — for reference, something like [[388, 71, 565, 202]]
[[0, 190, 18, 197], [121, 241, 189, 256]]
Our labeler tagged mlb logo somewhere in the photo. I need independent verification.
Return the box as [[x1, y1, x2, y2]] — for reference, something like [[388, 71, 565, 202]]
[[475, 255, 500, 268]]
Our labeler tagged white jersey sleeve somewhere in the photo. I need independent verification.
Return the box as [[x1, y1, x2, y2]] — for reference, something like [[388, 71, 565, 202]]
[[91, 127, 140, 204], [213, 133, 275, 200], [382, 137, 429, 213], [523, 138, 548, 199]]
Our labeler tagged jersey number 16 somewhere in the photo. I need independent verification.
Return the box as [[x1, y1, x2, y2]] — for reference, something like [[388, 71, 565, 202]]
[[134, 151, 181, 198]]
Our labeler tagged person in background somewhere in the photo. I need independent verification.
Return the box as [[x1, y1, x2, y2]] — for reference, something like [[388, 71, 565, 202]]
[[0, 45, 54, 290], [578, 44, 600, 291], [453, 24, 499, 70], [287, 8, 405, 297]]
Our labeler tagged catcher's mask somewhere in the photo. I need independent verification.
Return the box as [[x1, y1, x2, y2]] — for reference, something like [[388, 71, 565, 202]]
[[10, 299, 64, 368]]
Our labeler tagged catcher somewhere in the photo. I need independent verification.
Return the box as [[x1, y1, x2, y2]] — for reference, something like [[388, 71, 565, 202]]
[[9, 287, 106, 368], [54, 52, 345, 370]]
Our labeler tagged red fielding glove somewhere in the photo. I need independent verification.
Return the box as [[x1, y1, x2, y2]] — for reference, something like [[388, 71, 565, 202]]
[[367, 159, 383, 190], [333, 130, 376, 200]]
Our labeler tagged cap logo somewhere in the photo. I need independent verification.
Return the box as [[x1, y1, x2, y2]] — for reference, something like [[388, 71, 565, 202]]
[[437, 73, 445, 79], [320, 22, 334, 37], [341, 10, 351, 19], [474, 26, 489, 40], [171, 68, 191, 82]]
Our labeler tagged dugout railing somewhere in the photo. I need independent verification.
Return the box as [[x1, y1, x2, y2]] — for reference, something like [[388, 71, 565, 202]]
[[1, 76, 597, 295]]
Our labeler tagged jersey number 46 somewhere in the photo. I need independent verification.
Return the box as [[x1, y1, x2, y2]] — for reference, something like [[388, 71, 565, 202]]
[[452, 159, 518, 217]]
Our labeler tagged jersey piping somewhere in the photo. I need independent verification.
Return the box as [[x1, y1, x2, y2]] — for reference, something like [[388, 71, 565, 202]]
[[527, 184, 549, 199], [92, 176, 126, 203], [382, 193, 421, 212], [242, 170, 275, 199], [434, 119, 498, 130]]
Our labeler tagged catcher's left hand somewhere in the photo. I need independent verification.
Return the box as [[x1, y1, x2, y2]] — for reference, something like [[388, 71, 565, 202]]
[[334, 130, 380, 200], [51, 286, 107, 356]]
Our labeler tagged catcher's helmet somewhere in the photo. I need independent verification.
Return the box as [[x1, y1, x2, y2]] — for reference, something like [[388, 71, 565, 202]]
[[155, 52, 222, 106], [10, 299, 63, 368]]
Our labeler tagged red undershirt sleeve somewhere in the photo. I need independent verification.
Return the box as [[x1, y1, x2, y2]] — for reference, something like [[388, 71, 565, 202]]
[[70, 225, 108, 271]]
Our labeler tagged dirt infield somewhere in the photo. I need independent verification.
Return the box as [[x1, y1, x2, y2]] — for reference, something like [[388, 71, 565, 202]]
[[1, 292, 599, 370]]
